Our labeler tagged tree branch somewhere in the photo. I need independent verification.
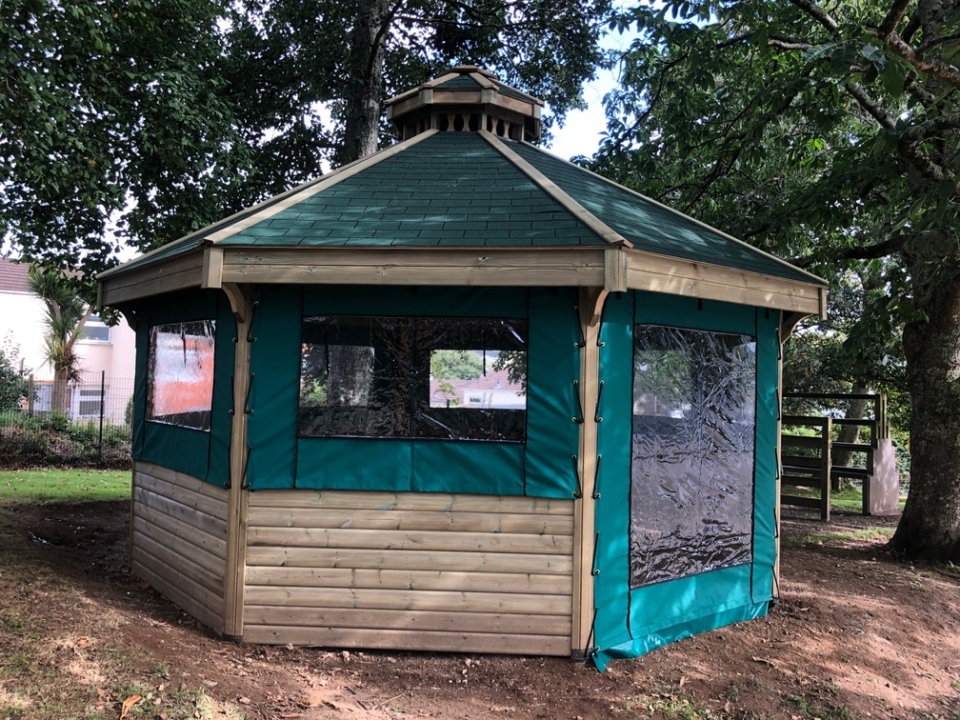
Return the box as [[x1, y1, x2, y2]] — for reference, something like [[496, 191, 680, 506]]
[[794, 235, 907, 266], [878, 0, 911, 38], [844, 81, 896, 129], [883, 32, 960, 88], [786, 0, 839, 34]]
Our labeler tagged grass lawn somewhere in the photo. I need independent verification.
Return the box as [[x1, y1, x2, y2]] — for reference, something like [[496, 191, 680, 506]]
[[0, 469, 130, 503], [788, 485, 907, 512]]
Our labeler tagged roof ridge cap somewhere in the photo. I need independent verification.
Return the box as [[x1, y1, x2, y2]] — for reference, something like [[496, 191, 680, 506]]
[[478, 131, 632, 249], [534, 145, 829, 287]]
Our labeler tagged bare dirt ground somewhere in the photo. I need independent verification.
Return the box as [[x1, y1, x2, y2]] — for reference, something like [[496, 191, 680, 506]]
[[0, 500, 958, 720]]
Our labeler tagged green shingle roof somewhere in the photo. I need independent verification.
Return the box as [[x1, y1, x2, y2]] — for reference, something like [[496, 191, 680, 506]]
[[216, 133, 607, 248], [103, 129, 823, 289], [508, 141, 818, 284]]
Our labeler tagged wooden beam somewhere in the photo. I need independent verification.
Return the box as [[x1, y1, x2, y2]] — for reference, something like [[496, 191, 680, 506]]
[[780, 311, 809, 341], [220, 247, 607, 287], [223, 290, 254, 639], [100, 251, 205, 306], [624, 249, 823, 315], [604, 249, 627, 294], [201, 246, 224, 289], [221, 283, 253, 324], [571, 286, 605, 657]]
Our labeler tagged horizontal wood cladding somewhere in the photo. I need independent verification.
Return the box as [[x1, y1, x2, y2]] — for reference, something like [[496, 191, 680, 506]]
[[625, 250, 822, 315], [244, 489, 574, 655], [131, 462, 228, 635], [220, 247, 606, 287]]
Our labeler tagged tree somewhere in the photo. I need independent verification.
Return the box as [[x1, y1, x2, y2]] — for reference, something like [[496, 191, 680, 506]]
[[594, 0, 960, 560], [226, 0, 616, 167], [0, 341, 29, 409], [27, 266, 92, 414]]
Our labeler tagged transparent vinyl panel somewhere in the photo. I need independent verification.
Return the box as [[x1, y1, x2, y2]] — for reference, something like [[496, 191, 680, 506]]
[[630, 325, 757, 588], [300, 316, 527, 441], [147, 320, 216, 431]]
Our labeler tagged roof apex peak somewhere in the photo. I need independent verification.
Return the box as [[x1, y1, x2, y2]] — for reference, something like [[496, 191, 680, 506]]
[[385, 65, 542, 142]]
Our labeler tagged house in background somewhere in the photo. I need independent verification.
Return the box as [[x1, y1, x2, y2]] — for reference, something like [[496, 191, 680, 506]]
[[0, 257, 136, 424]]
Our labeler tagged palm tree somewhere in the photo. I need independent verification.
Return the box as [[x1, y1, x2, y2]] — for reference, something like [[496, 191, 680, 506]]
[[27, 266, 92, 414]]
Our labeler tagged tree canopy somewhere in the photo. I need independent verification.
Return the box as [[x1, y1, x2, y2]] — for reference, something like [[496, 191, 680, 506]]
[[2, 0, 613, 297], [594, 0, 960, 560]]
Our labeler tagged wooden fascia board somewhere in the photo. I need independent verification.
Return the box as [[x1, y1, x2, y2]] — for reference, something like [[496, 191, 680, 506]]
[[219, 247, 606, 287], [624, 249, 823, 315], [479, 131, 632, 249], [99, 251, 204, 306]]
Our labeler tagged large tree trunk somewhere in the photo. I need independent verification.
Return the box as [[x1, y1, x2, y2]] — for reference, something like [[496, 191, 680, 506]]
[[51, 364, 72, 415], [335, 0, 390, 166], [889, 251, 960, 561]]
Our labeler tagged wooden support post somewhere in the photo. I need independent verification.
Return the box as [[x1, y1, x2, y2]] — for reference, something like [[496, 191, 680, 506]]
[[571, 287, 606, 656], [820, 416, 833, 522], [223, 283, 254, 639]]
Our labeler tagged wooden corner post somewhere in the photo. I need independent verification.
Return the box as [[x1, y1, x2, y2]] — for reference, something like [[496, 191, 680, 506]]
[[571, 286, 607, 656], [223, 283, 254, 640]]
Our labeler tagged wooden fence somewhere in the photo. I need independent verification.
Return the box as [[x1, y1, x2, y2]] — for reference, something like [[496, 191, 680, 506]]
[[780, 393, 889, 519]]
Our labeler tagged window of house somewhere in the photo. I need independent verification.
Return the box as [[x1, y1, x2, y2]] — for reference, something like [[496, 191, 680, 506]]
[[299, 316, 527, 442], [80, 314, 110, 343], [147, 320, 216, 431], [630, 325, 757, 588]]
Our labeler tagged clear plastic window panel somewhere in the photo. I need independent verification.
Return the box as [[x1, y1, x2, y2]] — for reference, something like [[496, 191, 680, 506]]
[[147, 321, 216, 431], [630, 325, 757, 588], [299, 316, 526, 441]]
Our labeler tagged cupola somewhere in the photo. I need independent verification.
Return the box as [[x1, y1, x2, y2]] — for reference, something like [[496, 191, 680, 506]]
[[385, 65, 543, 142]]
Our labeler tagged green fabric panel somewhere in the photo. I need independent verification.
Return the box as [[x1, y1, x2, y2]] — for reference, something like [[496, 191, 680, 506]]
[[296, 439, 413, 490], [592, 292, 635, 651], [246, 285, 302, 490], [302, 285, 527, 318], [592, 291, 779, 669], [627, 563, 758, 637], [134, 290, 224, 482], [594, 600, 769, 671], [207, 297, 236, 488], [633, 291, 756, 333], [752, 310, 780, 602], [524, 288, 581, 499], [139, 421, 214, 481], [412, 442, 524, 494]]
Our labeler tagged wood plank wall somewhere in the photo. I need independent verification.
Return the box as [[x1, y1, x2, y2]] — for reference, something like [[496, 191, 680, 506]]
[[244, 490, 574, 655], [131, 461, 228, 634]]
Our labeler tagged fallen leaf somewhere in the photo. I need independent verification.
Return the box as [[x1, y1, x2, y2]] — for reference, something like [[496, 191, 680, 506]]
[[77, 637, 91, 648], [96, 688, 110, 701], [239, 697, 251, 705], [119, 694, 142, 719], [679, 676, 688, 687]]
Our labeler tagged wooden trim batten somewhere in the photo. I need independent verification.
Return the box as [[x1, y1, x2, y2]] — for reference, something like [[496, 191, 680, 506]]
[[223, 288, 255, 638], [624, 249, 823, 315], [201, 246, 224, 289], [572, 287, 605, 655], [479, 131, 631, 249], [219, 247, 607, 287]]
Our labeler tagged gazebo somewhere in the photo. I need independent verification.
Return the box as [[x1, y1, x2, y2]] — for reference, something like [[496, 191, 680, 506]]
[[98, 66, 827, 669]]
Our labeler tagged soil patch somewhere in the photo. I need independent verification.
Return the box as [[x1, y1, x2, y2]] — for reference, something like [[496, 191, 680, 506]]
[[0, 501, 958, 719]]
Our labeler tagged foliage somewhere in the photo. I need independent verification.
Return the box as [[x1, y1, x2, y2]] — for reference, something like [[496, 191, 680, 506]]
[[430, 350, 483, 381], [3, 0, 614, 295], [0, 343, 28, 408], [594, 0, 960, 560]]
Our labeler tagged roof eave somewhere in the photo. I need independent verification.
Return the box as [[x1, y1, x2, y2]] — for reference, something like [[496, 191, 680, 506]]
[[99, 243, 825, 318]]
